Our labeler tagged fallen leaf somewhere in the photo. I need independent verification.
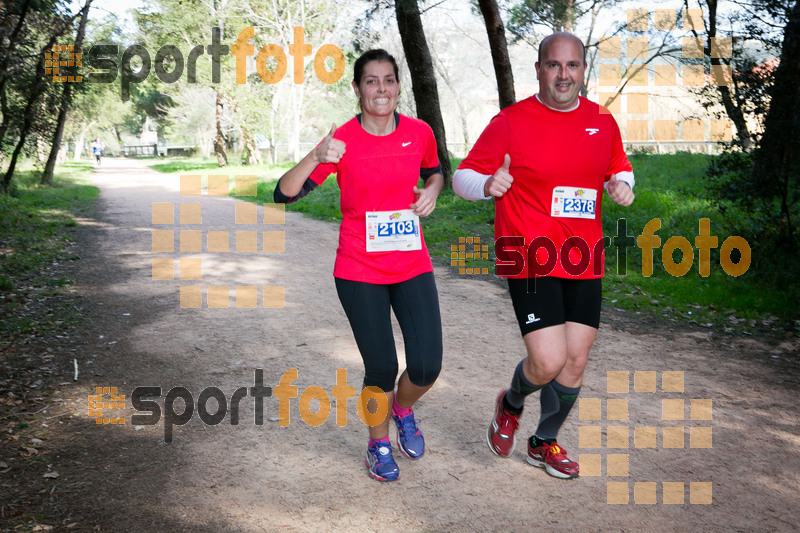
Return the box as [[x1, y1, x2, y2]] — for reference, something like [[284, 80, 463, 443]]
[[20, 447, 39, 456], [43, 471, 59, 478], [32, 525, 54, 531]]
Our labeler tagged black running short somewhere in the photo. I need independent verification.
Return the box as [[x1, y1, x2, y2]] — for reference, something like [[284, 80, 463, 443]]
[[507, 277, 602, 336]]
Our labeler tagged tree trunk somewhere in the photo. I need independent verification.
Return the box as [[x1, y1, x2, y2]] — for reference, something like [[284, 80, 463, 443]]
[[0, 0, 32, 153], [752, 0, 800, 248], [716, 82, 754, 152], [35, 134, 48, 164], [1, 27, 64, 193], [395, 0, 452, 184], [0, 85, 10, 157], [42, 85, 72, 184], [41, 0, 92, 186], [704, 0, 754, 152], [270, 94, 278, 164], [240, 125, 262, 166], [198, 127, 212, 157], [73, 120, 95, 161], [57, 143, 67, 165], [290, 84, 303, 163], [3, 84, 48, 192], [477, 0, 516, 110], [214, 90, 228, 167]]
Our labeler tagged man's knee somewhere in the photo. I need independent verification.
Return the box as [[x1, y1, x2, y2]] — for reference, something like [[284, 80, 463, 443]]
[[523, 352, 567, 384], [564, 349, 590, 374]]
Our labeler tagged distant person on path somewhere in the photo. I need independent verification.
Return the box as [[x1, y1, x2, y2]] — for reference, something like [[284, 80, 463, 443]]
[[274, 49, 444, 482], [454, 32, 636, 479], [92, 138, 104, 167]]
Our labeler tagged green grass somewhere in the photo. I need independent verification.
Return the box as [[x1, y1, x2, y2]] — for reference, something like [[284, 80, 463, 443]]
[[0, 162, 98, 337], [599, 152, 797, 330], [148, 153, 797, 334], [147, 156, 294, 183]]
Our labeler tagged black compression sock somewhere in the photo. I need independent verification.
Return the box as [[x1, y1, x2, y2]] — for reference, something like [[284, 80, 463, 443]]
[[535, 380, 581, 442], [502, 394, 523, 416], [505, 359, 545, 410], [530, 435, 556, 448]]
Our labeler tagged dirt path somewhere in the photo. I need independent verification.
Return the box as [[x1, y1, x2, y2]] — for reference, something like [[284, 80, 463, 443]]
[[4, 158, 800, 532]]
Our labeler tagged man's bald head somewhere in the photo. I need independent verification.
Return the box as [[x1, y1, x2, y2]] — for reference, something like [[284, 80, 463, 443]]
[[538, 32, 586, 66]]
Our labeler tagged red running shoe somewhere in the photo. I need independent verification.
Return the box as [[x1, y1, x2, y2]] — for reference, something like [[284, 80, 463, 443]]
[[527, 440, 579, 479], [487, 389, 521, 457]]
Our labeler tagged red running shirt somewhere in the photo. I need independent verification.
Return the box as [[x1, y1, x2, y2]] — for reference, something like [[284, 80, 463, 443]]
[[309, 114, 440, 283], [459, 96, 632, 279]]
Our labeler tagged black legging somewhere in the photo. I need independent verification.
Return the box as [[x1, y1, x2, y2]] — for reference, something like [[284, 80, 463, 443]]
[[335, 272, 443, 392]]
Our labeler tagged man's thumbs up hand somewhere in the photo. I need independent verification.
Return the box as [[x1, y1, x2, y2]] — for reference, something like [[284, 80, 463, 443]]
[[484, 153, 514, 198]]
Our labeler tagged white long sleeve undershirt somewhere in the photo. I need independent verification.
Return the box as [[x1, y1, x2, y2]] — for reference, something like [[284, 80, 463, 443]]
[[452, 168, 492, 201]]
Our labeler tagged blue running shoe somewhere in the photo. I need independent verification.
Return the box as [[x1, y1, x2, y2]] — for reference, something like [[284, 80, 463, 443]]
[[392, 412, 425, 459], [365, 441, 399, 482]]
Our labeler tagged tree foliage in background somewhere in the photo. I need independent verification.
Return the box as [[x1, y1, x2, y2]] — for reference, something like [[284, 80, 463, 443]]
[[133, 0, 241, 166], [505, 0, 683, 104], [129, 0, 349, 165], [508, 0, 582, 34], [750, 0, 799, 248], [41, 0, 92, 186], [0, 0, 80, 193], [240, 0, 341, 164], [705, 0, 799, 292], [63, 15, 135, 158]]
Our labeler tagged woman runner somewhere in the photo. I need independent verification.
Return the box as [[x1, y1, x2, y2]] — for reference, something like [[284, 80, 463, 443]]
[[274, 49, 444, 482]]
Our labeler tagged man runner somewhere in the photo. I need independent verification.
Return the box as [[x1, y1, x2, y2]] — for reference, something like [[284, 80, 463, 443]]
[[92, 138, 104, 167], [453, 31, 636, 479]]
